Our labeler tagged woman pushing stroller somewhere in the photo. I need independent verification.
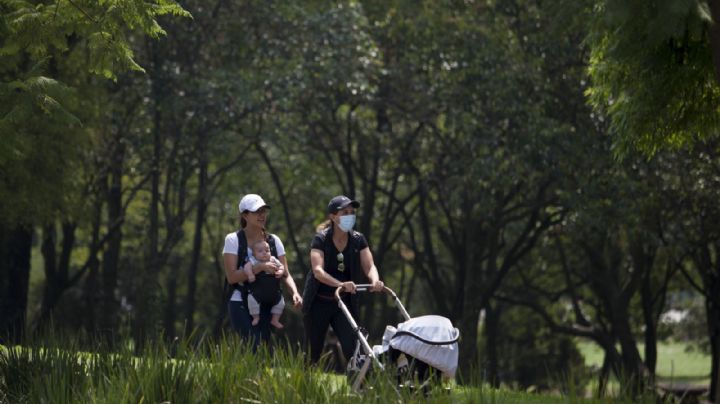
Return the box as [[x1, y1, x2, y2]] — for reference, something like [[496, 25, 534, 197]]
[[302, 195, 384, 365]]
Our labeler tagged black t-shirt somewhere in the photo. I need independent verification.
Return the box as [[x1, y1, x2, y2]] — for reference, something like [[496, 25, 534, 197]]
[[310, 226, 369, 297]]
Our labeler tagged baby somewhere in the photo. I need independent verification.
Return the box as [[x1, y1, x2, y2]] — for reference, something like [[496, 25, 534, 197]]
[[243, 240, 285, 329]]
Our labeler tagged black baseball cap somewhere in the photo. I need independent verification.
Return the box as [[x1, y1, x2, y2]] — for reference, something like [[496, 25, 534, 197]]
[[327, 195, 360, 213]]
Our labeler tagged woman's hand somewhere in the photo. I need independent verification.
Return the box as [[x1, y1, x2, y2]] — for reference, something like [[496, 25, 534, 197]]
[[340, 281, 357, 294], [370, 279, 384, 292], [291, 292, 303, 308]]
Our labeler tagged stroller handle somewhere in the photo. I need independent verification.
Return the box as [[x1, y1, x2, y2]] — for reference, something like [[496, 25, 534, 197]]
[[334, 284, 411, 321], [334, 283, 391, 299]]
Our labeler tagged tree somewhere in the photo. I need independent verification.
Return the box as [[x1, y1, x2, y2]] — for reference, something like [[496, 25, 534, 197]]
[[655, 140, 720, 402], [0, 0, 188, 343], [586, 1, 720, 399], [586, 0, 720, 156]]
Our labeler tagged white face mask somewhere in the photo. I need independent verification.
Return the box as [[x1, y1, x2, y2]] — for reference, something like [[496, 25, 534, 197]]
[[338, 214, 356, 232]]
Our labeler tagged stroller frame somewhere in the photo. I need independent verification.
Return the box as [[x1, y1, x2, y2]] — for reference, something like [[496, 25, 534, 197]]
[[333, 284, 412, 391]]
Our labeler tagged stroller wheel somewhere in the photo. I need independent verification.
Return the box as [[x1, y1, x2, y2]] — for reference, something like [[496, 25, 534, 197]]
[[392, 351, 441, 397], [346, 332, 373, 391], [346, 356, 367, 381]]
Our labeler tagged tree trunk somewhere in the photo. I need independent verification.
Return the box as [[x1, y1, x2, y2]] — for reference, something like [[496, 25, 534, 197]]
[[707, 273, 720, 403], [38, 223, 59, 327], [136, 135, 160, 349], [586, 237, 647, 394], [484, 302, 500, 387], [83, 197, 103, 332], [456, 300, 482, 383], [711, 325, 720, 404], [613, 308, 646, 394], [597, 353, 610, 397], [414, 187, 448, 314], [0, 225, 33, 344], [596, 336, 624, 397], [456, 236, 487, 383], [101, 173, 123, 344], [36, 222, 78, 332], [100, 132, 125, 345], [164, 256, 178, 341], [708, 0, 720, 85], [633, 240, 662, 383], [136, 45, 163, 351], [183, 153, 207, 337], [641, 279, 658, 380]]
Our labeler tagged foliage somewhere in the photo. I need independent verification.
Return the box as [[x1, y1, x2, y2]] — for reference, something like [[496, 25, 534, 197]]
[[585, 0, 720, 157], [1, 0, 189, 78], [0, 0, 189, 226]]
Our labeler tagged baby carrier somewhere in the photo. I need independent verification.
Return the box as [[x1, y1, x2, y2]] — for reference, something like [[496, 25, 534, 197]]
[[235, 230, 281, 305]]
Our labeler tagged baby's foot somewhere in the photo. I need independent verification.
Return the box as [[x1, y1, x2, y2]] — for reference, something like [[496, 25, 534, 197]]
[[270, 319, 284, 329], [247, 274, 255, 283], [251, 316, 260, 326]]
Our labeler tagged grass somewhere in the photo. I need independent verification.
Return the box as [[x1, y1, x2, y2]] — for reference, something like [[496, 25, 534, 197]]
[[577, 340, 710, 381], [0, 336, 704, 403], [0, 340, 625, 403], [0, 338, 350, 403], [577, 338, 710, 398], [653, 343, 711, 383]]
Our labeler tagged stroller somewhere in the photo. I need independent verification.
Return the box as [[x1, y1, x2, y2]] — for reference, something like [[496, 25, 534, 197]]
[[334, 284, 460, 393]]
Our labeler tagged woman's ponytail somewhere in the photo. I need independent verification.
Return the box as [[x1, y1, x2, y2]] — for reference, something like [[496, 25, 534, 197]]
[[316, 219, 332, 233]]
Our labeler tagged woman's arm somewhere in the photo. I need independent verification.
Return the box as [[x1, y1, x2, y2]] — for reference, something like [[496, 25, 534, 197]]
[[310, 248, 356, 293], [223, 253, 248, 284], [223, 253, 270, 284], [360, 247, 384, 292], [278, 255, 302, 308]]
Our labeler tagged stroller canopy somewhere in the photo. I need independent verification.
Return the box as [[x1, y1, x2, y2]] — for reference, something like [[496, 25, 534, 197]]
[[374, 315, 460, 378]]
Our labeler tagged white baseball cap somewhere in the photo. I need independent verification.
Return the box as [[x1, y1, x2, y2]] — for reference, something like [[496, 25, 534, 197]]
[[238, 194, 270, 213]]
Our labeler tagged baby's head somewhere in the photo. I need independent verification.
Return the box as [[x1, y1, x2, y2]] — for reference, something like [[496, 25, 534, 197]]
[[251, 240, 271, 261]]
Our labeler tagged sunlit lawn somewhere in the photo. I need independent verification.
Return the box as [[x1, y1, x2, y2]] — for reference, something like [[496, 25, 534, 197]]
[[577, 339, 710, 388]]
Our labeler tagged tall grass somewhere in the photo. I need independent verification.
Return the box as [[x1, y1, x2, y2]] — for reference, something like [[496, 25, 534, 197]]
[[1, 334, 350, 403], [0, 334, 673, 403]]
